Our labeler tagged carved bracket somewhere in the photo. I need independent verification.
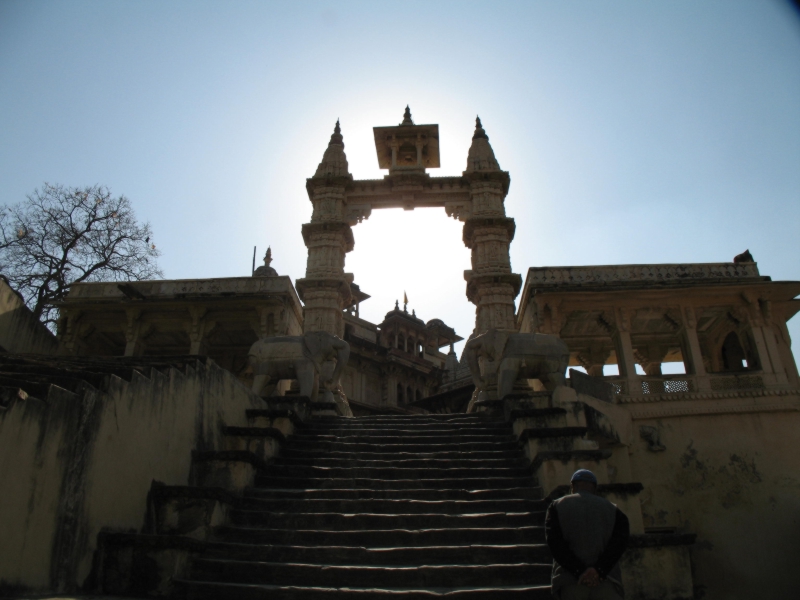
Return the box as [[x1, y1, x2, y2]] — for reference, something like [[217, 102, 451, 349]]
[[345, 204, 372, 226]]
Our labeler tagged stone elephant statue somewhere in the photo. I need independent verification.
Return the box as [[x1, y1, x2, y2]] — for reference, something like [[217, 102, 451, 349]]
[[248, 331, 350, 402], [464, 329, 570, 400]]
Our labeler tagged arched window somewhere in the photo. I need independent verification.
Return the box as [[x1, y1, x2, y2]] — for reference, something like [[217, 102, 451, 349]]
[[406, 386, 413, 403], [416, 389, 422, 402], [721, 331, 748, 372], [407, 337, 414, 353], [397, 334, 405, 351], [418, 342, 424, 358], [396, 383, 404, 403]]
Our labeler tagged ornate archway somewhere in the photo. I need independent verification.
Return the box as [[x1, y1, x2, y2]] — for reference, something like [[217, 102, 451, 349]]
[[297, 107, 522, 339]]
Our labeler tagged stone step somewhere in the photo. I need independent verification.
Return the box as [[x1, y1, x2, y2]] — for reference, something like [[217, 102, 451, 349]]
[[309, 416, 493, 423], [279, 441, 521, 453], [271, 456, 529, 469], [228, 510, 542, 530], [278, 449, 526, 462], [200, 541, 551, 565], [238, 497, 547, 514], [288, 433, 518, 444], [298, 426, 512, 435], [254, 475, 536, 490], [243, 486, 544, 501], [173, 580, 552, 599], [188, 558, 552, 588], [213, 525, 545, 546], [260, 464, 531, 480]]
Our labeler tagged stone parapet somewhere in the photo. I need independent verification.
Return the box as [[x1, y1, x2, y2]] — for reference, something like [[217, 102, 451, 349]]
[[62, 275, 301, 303]]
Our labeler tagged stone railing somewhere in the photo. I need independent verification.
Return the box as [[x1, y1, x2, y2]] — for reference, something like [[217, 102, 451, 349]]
[[526, 262, 762, 287], [641, 377, 695, 394], [709, 373, 765, 392], [604, 372, 766, 397]]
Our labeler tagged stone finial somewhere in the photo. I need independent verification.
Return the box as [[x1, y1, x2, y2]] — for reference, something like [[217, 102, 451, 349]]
[[464, 115, 501, 172], [313, 119, 351, 178], [253, 246, 279, 277], [401, 105, 414, 126]]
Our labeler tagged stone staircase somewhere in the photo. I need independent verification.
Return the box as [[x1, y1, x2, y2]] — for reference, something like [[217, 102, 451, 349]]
[[100, 412, 553, 598]]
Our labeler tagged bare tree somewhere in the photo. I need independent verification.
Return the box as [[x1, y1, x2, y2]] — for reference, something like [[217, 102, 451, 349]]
[[0, 183, 163, 328]]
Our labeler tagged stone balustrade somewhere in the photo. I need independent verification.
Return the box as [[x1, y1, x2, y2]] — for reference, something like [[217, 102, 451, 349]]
[[602, 372, 770, 398]]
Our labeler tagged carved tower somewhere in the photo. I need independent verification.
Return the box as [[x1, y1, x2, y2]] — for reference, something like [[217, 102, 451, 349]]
[[296, 121, 355, 337], [462, 118, 521, 334]]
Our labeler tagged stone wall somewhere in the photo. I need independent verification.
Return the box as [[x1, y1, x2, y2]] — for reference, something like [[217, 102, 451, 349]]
[[0, 278, 58, 355], [0, 357, 263, 594], [629, 404, 800, 599]]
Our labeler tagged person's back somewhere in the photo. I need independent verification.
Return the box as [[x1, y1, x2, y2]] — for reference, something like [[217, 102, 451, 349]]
[[545, 470, 629, 599]]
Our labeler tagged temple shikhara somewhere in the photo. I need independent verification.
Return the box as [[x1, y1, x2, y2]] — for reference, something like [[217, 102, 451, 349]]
[[1, 108, 798, 599]]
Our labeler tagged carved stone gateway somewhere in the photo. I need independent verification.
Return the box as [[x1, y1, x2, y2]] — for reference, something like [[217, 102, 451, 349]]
[[295, 108, 525, 408], [299, 109, 521, 339]]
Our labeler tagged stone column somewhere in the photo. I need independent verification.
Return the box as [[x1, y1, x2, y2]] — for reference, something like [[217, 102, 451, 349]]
[[741, 295, 789, 386], [612, 308, 641, 395], [679, 306, 711, 391], [186, 306, 216, 355], [124, 308, 147, 357], [461, 118, 521, 335], [296, 122, 354, 338]]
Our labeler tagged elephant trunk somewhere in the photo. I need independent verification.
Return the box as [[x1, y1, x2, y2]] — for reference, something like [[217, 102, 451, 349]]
[[330, 341, 350, 385], [464, 340, 485, 389]]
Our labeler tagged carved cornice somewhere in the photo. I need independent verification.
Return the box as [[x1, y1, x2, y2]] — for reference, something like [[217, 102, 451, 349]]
[[527, 263, 763, 288]]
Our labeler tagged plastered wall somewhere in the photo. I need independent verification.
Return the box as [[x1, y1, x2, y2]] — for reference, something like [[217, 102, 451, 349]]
[[0, 360, 262, 594], [0, 278, 58, 355], [629, 404, 800, 599]]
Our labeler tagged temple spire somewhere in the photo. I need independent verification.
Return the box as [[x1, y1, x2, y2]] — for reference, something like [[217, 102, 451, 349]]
[[464, 115, 501, 172], [313, 119, 351, 179], [401, 105, 414, 126]]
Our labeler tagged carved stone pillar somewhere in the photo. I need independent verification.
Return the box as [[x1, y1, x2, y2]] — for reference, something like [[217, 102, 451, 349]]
[[636, 343, 667, 377], [611, 308, 641, 395], [58, 310, 85, 355], [124, 308, 148, 357], [741, 294, 789, 386], [579, 342, 612, 377], [296, 122, 355, 338], [187, 306, 214, 356], [679, 306, 711, 391], [461, 118, 521, 335]]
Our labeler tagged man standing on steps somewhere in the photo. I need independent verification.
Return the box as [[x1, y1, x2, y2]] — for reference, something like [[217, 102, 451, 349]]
[[545, 469, 630, 599]]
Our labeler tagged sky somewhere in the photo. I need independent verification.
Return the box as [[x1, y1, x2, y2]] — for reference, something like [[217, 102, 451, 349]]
[[1, 0, 799, 358]]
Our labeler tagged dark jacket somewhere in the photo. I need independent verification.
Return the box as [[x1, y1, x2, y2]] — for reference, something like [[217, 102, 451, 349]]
[[545, 492, 630, 597]]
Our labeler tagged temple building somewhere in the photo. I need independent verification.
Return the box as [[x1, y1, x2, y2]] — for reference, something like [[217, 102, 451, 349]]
[[0, 107, 798, 600]]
